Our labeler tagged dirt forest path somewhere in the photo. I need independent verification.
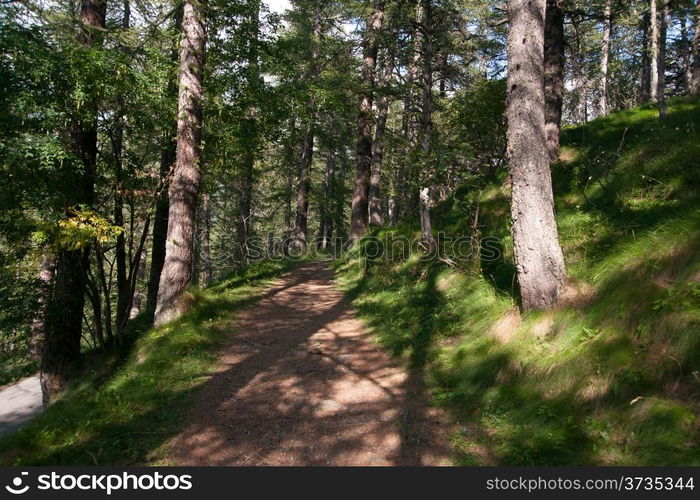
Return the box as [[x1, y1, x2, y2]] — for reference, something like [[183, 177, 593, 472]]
[[168, 261, 453, 466]]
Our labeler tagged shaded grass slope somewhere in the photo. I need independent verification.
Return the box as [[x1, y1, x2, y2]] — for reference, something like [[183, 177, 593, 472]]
[[0, 260, 292, 465], [335, 97, 700, 465]]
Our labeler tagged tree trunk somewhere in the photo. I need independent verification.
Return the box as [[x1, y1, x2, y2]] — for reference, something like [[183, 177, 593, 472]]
[[283, 137, 295, 233], [112, 0, 131, 345], [154, 0, 206, 326], [129, 246, 147, 319], [236, 0, 260, 263], [418, 0, 434, 244], [369, 48, 393, 227], [29, 254, 54, 361], [94, 244, 114, 345], [333, 150, 348, 242], [640, 10, 651, 103], [350, 0, 385, 243], [289, 2, 322, 253], [507, 0, 566, 310], [202, 192, 213, 285], [692, 1, 700, 95], [599, 0, 612, 116], [40, 0, 105, 405], [318, 149, 335, 249], [544, 0, 565, 162], [236, 151, 254, 263], [389, 103, 409, 226], [651, 0, 660, 101], [439, 51, 448, 97], [681, 11, 692, 91], [147, 7, 181, 316], [290, 115, 314, 253], [657, 0, 670, 119]]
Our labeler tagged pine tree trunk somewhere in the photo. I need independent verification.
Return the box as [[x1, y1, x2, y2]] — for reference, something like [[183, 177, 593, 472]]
[[129, 247, 147, 319], [369, 49, 393, 227], [154, 0, 206, 326], [290, 117, 314, 252], [350, 0, 385, 242], [289, 3, 322, 253], [318, 149, 335, 249], [692, 1, 700, 95], [507, 0, 566, 310], [657, 0, 670, 119], [640, 11, 651, 103], [284, 138, 295, 233], [599, 0, 612, 115], [651, 0, 660, 101], [40, 0, 106, 405], [389, 103, 409, 226], [544, 0, 565, 162], [147, 7, 181, 315], [112, 0, 131, 344], [29, 254, 54, 361], [418, 0, 434, 244], [236, 151, 254, 262], [202, 192, 213, 285], [235, 0, 260, 263], [681, 11, 692, 91], [333, 150, 348, 241]]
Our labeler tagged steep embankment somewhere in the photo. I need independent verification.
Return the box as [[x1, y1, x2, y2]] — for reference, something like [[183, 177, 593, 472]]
[[336, 97, 700, 465]]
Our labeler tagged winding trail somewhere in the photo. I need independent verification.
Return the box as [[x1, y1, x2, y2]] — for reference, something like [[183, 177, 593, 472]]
[[168, 262, 452, 465]]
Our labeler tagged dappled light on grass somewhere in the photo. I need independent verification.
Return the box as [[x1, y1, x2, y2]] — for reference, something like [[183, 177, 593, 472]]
[[335, 97, 700, 466], [0, 260, 293, 465]]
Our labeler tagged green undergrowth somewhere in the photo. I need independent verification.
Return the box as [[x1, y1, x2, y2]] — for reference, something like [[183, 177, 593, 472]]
[[0, 259, 293, 465], [335, 96, 700, 465]]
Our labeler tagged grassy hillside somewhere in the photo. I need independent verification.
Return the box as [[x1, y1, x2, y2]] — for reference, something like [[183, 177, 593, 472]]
[[0, 260, 292, 465], [335, 97, 700, 465]]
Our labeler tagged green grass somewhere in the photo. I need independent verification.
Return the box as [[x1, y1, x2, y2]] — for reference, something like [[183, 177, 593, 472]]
[[0, 259, 293, 465], [335, 96, 700, 465]]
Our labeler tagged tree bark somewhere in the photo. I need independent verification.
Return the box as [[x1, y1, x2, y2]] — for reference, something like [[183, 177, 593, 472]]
[[599, 0, 612, 116], [651, 0, 660, 101], [40, 0, 106, 405], [690, 1, 700, 95], [692, 1, 700, 95], [147, 7, 181, 316], [289, 2, 322, 253], [681, 11, 692, 91], [154, 0, 206, 326], [418, 0, 434, 244], [333, 150, 348, 242], [29, 254, 54, 361], [202, 192, 212, 285], [235, 0, 260, 263], [318, 149, 335, 249], [111, 0, 131, 345], [389, 102, 410, 226], [640, 10, 651, 103], [369, 48, 393, 227], [657, 0, 670, 119], [350, 0, 385, 243], [129, 246, 147, 319], [507, 0, 566, 310], [544, 0, 565, 162]]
